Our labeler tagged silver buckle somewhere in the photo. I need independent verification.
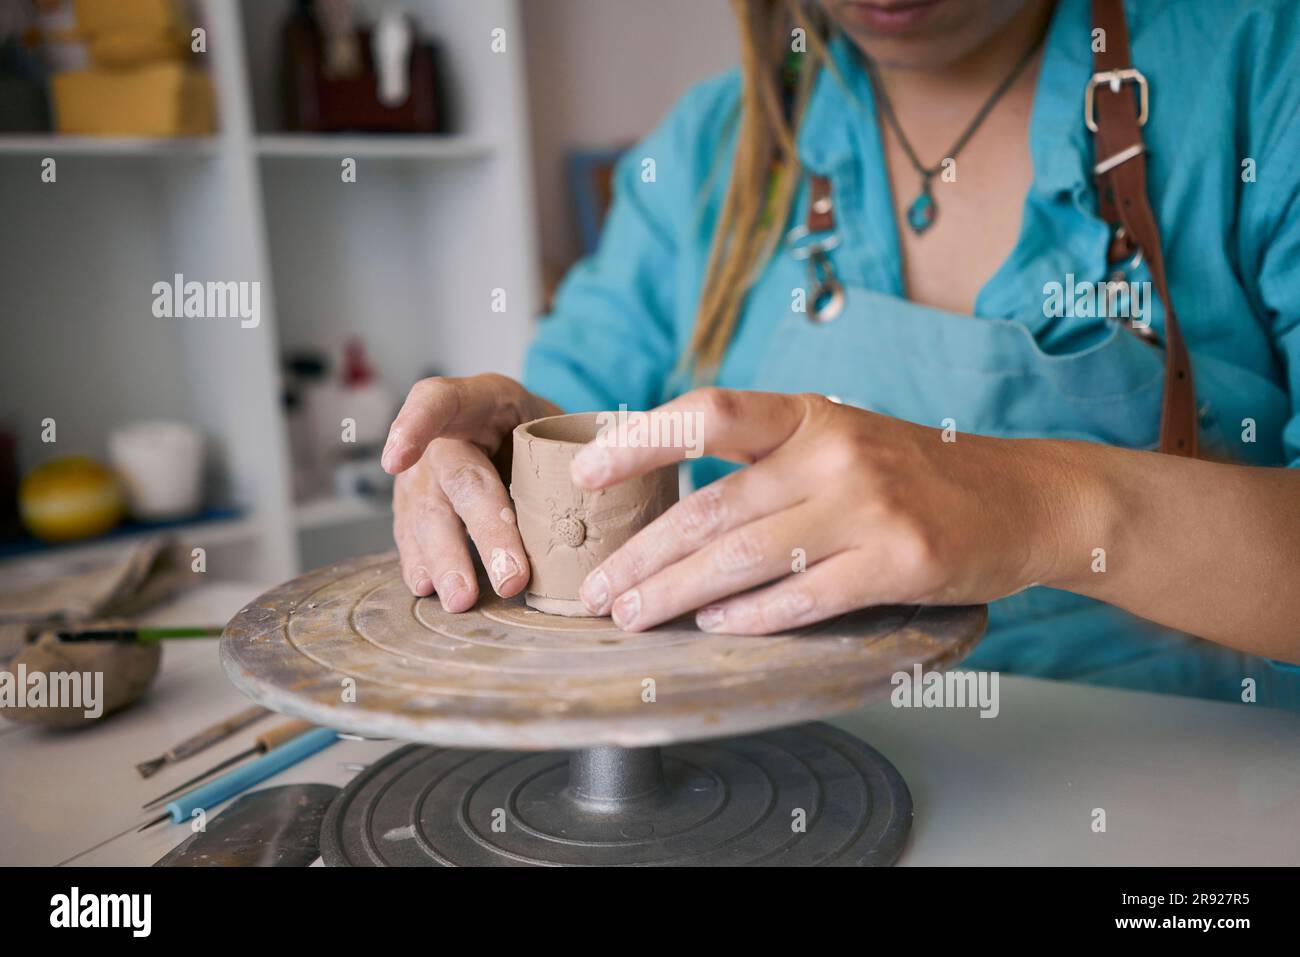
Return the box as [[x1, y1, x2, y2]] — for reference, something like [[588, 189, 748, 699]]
[[807, 248, 844, 322], [1084, 68, 1149, 133], [785, 224, 844, 322], [1109, 226, 1144, 273], [785, 222, 840, 261]]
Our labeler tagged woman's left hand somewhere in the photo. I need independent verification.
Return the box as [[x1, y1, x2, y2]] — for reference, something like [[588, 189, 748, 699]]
[[571, 388, 1095, 634]]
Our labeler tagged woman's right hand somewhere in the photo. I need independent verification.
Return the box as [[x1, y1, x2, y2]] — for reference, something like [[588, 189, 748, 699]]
[[383, 373, 562, 612]]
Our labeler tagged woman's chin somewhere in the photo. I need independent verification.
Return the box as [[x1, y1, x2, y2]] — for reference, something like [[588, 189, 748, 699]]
[[838, 0, 951, 37]]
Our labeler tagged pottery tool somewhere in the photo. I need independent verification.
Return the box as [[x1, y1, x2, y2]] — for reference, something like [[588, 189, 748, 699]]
[[223, 552, 987, 867], [143, 719, 317, 809], [138, 727, 340, 831], [153, 784, 341, 867], [57, 625, 223, 643], [135, 704, 270, 778]]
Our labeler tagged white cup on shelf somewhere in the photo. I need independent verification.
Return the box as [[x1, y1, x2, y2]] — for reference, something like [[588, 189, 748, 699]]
[[108, 421, 205, 522]]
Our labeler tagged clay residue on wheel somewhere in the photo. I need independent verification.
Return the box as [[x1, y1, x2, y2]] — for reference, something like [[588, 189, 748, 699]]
[[220, 553, 988, 750]]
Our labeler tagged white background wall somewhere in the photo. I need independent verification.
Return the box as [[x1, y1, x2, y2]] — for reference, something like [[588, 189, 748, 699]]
[[521, 0, 738, 277]]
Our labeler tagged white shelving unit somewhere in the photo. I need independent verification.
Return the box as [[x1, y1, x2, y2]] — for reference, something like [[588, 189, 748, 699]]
[[0, 134, 220, 155], [255, 132, 494, 159], [0, 0, 539, 580]]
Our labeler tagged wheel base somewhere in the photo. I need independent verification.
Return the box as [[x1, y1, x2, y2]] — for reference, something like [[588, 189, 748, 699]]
[[320, 722, 912, 867]]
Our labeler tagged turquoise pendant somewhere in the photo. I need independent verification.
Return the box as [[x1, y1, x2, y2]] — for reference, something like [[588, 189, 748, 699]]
[[906, 185, 937, 234]]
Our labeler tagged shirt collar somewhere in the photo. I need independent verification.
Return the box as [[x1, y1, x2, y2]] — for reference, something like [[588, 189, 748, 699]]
[[796, 30, 875, 175], [1030, 0, 1096, 200]]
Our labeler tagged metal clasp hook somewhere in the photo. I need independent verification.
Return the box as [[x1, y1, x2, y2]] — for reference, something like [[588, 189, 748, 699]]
[[786, 223, 844, 323]]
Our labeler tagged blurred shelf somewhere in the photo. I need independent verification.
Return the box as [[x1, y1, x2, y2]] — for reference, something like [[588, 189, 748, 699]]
[[0, 509, 259, 573], [294, 496, 391, 530], [0, 134, 220, 157], [0, 0, 535, 582], [0, 134, 492, 161], [255, 133, 494, 160]]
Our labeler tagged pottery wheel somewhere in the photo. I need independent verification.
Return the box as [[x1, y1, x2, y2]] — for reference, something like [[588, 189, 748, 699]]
[[222, 552, 985, 749], [222, 552, 986, 866], [319, 724, 911, 867]]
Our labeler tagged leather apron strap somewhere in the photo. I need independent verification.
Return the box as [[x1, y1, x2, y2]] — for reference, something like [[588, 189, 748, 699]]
[[801, 2, 1198, 455], [1089, 0, 1198, 456]]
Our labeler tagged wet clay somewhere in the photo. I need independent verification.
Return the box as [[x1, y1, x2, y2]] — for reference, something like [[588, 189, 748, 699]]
[[510, 412, 678, 617], [1, 631, 161, 728]]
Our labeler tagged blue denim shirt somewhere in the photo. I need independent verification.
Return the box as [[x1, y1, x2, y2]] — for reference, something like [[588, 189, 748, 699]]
[[524, 0, 1300, 709]]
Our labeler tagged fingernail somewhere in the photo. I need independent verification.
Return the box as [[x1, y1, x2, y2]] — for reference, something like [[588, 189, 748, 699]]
[[381, 433, 407, 472], [488, 548, 522, 592], [612, 589, 641, 628], [412, 566, 433, 595], [437, 570, 467, 597], [437, 571, 468, 608], [570, 447, 610, 486], [696, 605, 725, 632], [581, 569, 611, 614]]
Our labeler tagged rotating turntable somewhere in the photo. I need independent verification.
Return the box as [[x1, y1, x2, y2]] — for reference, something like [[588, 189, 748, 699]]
[[221, 552, 985, 866]]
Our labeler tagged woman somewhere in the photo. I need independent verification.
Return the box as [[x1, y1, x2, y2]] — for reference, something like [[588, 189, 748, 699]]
[[384, 0, 1300, 708]]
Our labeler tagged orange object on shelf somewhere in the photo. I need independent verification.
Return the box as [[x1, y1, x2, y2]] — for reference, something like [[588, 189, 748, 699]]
[[19, 456, 125, 543], [71, 0, 184, 36], [88, 27, 190, 69], [50, 62, 214, 136]]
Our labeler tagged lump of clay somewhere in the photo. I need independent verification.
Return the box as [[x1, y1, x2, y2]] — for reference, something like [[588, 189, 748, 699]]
[[0, 631, 161, 729]]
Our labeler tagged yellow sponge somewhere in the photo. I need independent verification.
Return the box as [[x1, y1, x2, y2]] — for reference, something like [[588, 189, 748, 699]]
[[72, 0, 184, 36], [19, 456, 125, 543], [89, 27, 190, 68], [51, 63, 214, 136]]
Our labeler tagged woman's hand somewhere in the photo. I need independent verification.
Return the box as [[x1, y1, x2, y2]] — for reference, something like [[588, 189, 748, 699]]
[[383, 374, 562, 612], [571, 389, 1095, 634]]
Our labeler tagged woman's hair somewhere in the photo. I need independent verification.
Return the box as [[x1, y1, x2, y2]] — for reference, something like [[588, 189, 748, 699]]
[[684, 0, 831, 377]]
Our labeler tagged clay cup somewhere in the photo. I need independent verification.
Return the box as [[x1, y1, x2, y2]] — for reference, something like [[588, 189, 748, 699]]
[[510, 412, 678, 617]]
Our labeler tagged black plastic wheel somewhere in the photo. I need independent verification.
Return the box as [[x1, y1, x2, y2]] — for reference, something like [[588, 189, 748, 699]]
[[320, 722, 911, 867]]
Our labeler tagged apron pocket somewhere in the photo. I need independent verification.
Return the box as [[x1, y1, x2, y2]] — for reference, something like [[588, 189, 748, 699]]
[[750, 284, 1168, 450]]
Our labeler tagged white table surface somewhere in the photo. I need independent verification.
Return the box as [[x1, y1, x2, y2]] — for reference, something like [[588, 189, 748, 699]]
[[2, 582, 1297, 866]]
